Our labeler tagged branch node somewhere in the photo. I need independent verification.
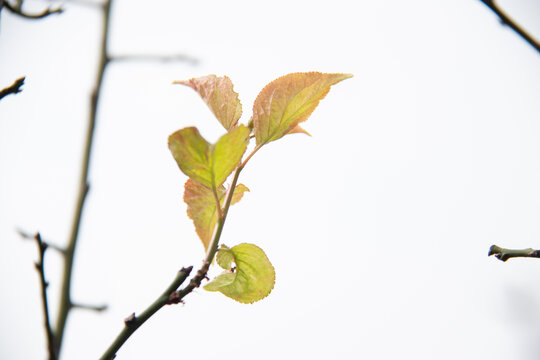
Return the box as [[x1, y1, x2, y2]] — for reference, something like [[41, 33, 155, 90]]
[[124, 313, 136, 326], [166, 291, 183, 305], [17, 228, 66, 253]]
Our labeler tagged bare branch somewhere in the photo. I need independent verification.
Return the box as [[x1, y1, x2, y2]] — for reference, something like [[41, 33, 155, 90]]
[[110, 54, 199, 66], [71, 302, 108, 312], [98, 266, 193, 360], [47, 0, 104, 8], [488, 244, 540, 262], [0, 77, 25, 101], [55, 0, 111, 346], [4, 2, 63, 19], [478, 0, 540, 54], [33, 233, 58, 360]]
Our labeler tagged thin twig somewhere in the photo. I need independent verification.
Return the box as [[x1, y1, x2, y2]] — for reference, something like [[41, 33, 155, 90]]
[[98, 266, 193, 360], [478, 0, 540, 54], [55, 0, 112, 350], [110, 54, 199, 66], [33, 233, 58, 360], [71, 302, 108, 312], [46, 0, 103, 8], [0, 77, 25, 101], [488, 244, 540, 261], [17, 228, 65, 253], [4, 2, 63, 19]]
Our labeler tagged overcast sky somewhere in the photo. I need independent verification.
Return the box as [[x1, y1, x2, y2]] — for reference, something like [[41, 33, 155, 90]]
[[1, 0, 540, 359]]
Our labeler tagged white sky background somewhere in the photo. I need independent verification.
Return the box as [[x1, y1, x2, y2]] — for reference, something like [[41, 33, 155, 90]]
[[1, 0, 540, 359]]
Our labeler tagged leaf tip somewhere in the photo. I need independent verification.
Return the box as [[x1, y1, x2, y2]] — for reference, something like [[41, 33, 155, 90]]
[[172, 79, 190, 86]]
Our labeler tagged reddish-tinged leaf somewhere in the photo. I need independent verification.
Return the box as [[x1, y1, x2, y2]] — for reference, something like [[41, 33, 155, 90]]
[[287, 124, 311, 136], [252, 72, 352, 145], [231, 183, 249, 205], [184, 180, 249, 250], [175, 75, 242, 131]]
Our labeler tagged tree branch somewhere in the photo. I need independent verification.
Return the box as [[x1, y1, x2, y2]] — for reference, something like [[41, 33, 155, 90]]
[[488, 244, 540, 261], [71, 302, 108, 312], [54, 0, 111, 351], [478, 0, 540, 54], [98, 266, 193, 360], [17, 228, 65, 253], [99, 161, 249, 359], [0, 77, 25, 101], [109, 54, 199, 66], [33, 233, 58, 360], [4, 1, 63, 19], [47, 0, 103, 8]]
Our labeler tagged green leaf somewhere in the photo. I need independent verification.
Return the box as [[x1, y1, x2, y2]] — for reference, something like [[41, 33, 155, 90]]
[[203, 272, 235, 291], [174, 75, 242, 131], [252, 72, 352, 146], [216, 245, 234, 270], [211, 126, 250, 187], [204, 243, 275, 303], [168, 125, 250, 190], [184, 180, 249, 251]]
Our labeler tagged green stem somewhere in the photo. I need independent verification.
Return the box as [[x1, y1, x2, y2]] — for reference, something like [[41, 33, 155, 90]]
[[205, 165, 244, 261], [211, 185, 224, 220], [55, 0, 112, 352], [488, 244, 540, 262], [98, 267, 193, 360], [204, 143, 260, 263]]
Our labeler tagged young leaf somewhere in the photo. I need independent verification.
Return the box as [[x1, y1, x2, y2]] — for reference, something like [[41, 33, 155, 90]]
[[252, 72, 352, 146], [168, 125, 250, 190], [216, 245, 234, 270], [203, 272, 235, 291], [184, 180, 249, 250], [204, 243, 275, 304], [174, 75, 242, 131]]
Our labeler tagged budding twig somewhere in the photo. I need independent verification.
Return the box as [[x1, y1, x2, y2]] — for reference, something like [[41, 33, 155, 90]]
[[488, 244, 540, 262]]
